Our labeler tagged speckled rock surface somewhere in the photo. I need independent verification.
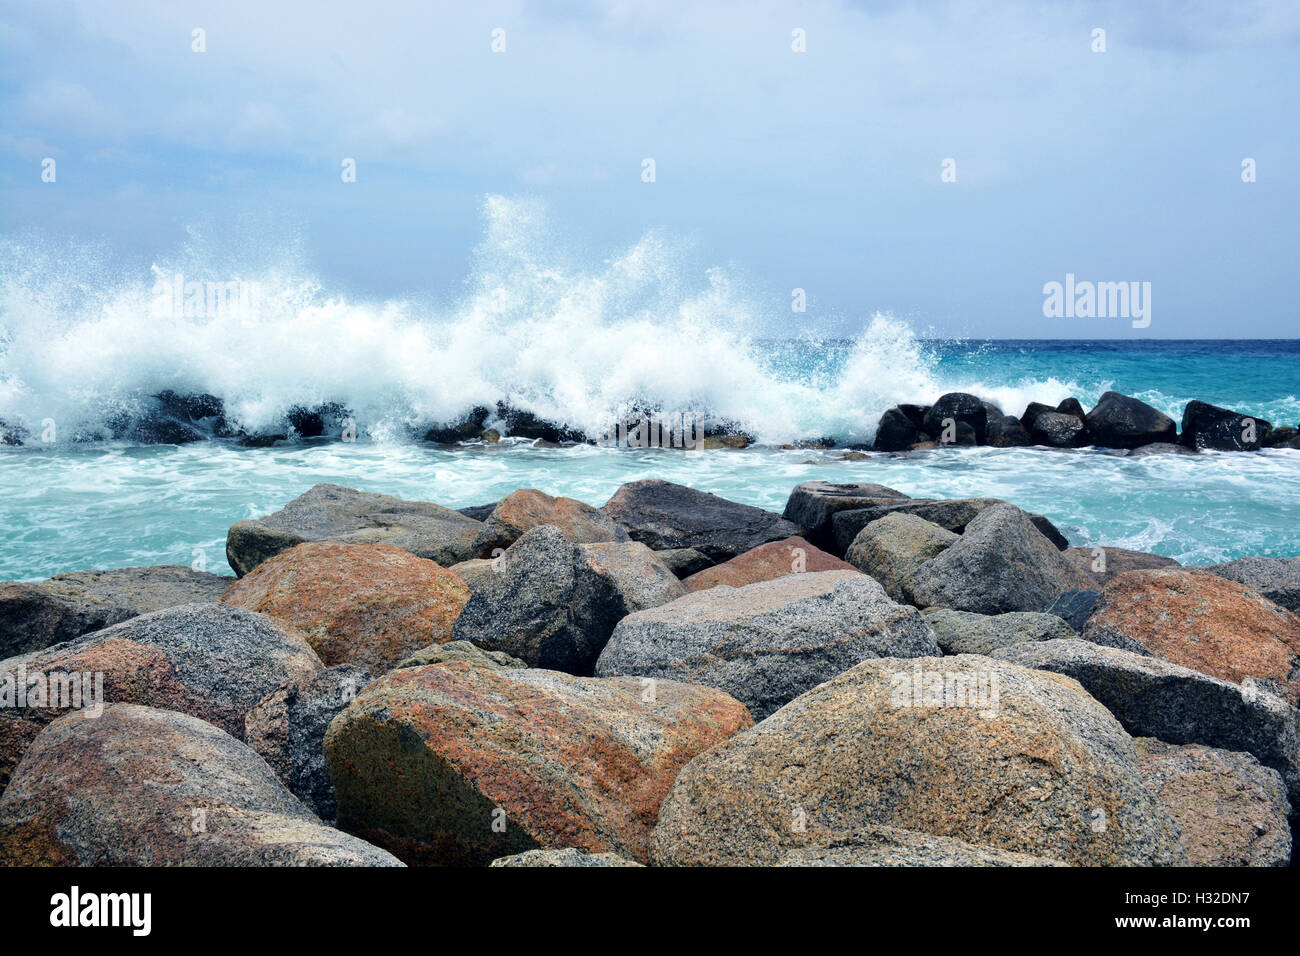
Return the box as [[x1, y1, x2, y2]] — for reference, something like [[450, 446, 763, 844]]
[[578, 541, 687, 611], [490, 848, 643, 867], [653, 548, 714, 579], [907, 504, 1091, 614], [1063, 546, 1180, 587], [324, 662, 752, 865], [922, 608, 1076, 655], [650, 655, 1186, 866], [393, 640, 527, 672], [844, 513, 958, 603], [1134, 739, 1291, 867], [601, 479, 802, 561], [222, 541, 470, 673], [777, 826, 1068, 866], [0, 565, 231, 658], [990, 639, 1300, 806], [830, 497, 1070, 557], [471, 489, 629, 557], [683, 536, 856, 592], [225, 482, 482, 575], [0, 704, 402, 866], [1043, 589, 1100, 631], [596, 570, 938, 720], [780, 481, 910, 551], [1080, 569, 1300, 705], [0, 603, 321, 797], [447, 558, 497, 594], [1200, 556, 1300, 612], [450, 526, 632, 673], [244, 663, 373, 821]]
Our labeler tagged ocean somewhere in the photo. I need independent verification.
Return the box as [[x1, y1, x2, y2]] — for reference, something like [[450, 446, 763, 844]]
[[2, 336, 1297, 581]]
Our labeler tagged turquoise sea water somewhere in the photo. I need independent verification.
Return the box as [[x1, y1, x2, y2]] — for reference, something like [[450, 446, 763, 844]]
[[2, 339, 1297, 581]]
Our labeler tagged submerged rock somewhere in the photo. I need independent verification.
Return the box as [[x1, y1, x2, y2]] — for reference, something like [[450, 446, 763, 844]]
[[596, 570, 938, 720], [601, 479, 802, 561], [0, 704, 401, 866], [650, 655, 1186, 866], [324, 661, 751, 865], [0, 565, 231, 658], [221, 541, 471, 673], [225, 483, 483, 575]]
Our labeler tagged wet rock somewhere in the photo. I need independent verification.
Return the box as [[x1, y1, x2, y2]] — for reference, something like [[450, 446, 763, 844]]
[[1264, 426, 1298, 448], [1030, 411, 1087, 448], [1043, 589, 1101, 631], [496, 403, 587, 443], [324, 662, 751, 865], [471, 488, 628, 557], [1080, 569, 1300, 705], [1056, 397, 1087, 421], [922, 393, 988, 444], [844, 513, 958, 604], [601, 479, 802, 562], [225, 483, 483, 575], [906, 504, 1091, 614], [921, 608, 1076, 655], [683, 536, 856, 592], [1063, 546, 1180, 587], [872, 407, 921, 452], [986, 414, 1031, 447], [990, 638, 1300, 806], [0, 602, 322, 796], [650, 655, 1186, 866], [222, 541, 471, 673], [1083, 391, 1177, 449], [0, 565, 231, 658], [1019, 402, 1056, 432], [286, 402, 351, 440], [0, 704, 401, 866], [781, 481, 910, 551], [1135, 739, 1291, 867], [1127, 442, 1197, 457], [597, 569, 938, 720], [1200, 556, 1300, 613], [424, 406, 490, 443], [1181, 400, 1272, 451]]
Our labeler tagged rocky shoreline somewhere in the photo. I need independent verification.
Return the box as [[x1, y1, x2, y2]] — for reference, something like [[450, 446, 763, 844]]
[[1, 478, 1298, 866], [3, 389, 1298, 453]]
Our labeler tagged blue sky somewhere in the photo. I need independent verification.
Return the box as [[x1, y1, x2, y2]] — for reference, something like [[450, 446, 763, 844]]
[[2, 0, 1298, 338]]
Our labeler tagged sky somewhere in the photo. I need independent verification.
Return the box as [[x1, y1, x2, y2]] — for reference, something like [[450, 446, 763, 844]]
[[1, 0, 1298, 338]]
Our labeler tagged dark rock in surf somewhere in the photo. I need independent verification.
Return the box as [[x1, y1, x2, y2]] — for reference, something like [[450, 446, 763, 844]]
[[1030, 412, 1087, 448], [1083, 392, 1177, 449], [922, 393, 988, 444], [1019, 402, 1056, 432], [496, 403, 588, 443], [872, 407, 921, 452], [1180, 401, 1273, 452], [424, 406, 490, 443], [986, 414, 1031, 447]]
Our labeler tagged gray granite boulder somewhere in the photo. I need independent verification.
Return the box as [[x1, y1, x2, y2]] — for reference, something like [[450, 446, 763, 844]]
[[1200, 556, 1300, 612], [844, 513, 958, 604], [781, 481, 910, 551], [830, 497, 1069, 556], [921, 608, 1076, 655], [596, 570, 938, 720]]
